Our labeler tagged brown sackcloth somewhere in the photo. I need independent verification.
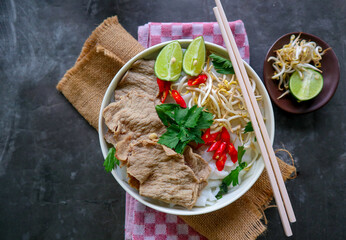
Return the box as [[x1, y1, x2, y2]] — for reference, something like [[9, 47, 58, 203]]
[[56, 16, 296, 240], [57, 16, 145, 129]]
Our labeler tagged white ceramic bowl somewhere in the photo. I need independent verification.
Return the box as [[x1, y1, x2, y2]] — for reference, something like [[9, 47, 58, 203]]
[[98, 40, 275, 216]]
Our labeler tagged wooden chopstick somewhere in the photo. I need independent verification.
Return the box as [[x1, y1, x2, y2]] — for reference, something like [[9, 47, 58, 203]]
[[213, 1, 295, 237], [214, 0, 296, 224]]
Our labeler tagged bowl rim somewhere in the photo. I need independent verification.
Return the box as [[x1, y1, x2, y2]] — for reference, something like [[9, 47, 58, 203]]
[[263, 31, 340, 114], [98, 39, 275, 215]]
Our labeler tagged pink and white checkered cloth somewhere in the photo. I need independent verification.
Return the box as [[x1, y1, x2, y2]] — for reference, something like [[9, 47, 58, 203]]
[[125, 21, 250, 240]]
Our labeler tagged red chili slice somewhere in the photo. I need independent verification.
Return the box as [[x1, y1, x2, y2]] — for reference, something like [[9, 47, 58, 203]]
[[213, 142, 227, 160], [171, 90, 187, 108], [220, 127, 231, 143], [207, 140, 222, 152], [157, 78, 171, 103], [161, 90, 169, 103], [202, 129, 220, 145], [187, 74, 207, 86], [157, 78, 166, 92], [216, 154, 227, 171], [228, 143, 238, 163]]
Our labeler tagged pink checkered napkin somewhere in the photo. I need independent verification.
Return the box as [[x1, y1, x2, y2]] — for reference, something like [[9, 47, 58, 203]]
[[138, 21, 250, 63], [125, 21, 250, 240]]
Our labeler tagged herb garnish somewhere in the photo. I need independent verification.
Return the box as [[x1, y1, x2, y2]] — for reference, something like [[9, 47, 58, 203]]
[[244, 121, 256, 141], [244, 121, 254, 134], [215, 146, 247, 199], [210, 53, 235, 75], [155, 104, 213, 154], [103, 147, 120, 172]]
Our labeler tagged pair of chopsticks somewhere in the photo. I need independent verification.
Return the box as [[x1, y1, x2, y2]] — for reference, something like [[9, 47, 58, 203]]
[[213, 0, 296, 237]]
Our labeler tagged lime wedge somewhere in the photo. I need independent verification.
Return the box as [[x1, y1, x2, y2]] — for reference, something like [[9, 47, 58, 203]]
[[154, 41, 183, 81], [183, 36, 206, 76], [289, 69, 323, 101]]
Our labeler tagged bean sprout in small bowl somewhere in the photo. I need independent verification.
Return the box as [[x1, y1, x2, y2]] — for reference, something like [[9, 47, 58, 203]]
[[263, 32, 340, 114]]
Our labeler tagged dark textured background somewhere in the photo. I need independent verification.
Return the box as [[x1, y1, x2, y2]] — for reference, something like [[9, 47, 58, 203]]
[[0, 0, 345, 239]]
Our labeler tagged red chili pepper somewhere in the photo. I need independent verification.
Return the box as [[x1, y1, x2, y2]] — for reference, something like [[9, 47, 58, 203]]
[[207, 140, 222, 152], [187, 74, 208, 86], [197, 129, 220, 148], [157, 78, 171, 103], [216, 154, 227, 171], [227, 143, 238, 163], [161, 90, 169, 103], [171, 90, 186, 108], [202, 129, 220, 145], [213, 141, 227, 160], [220, 127, 231, 143], [157, 78, 166, 92]]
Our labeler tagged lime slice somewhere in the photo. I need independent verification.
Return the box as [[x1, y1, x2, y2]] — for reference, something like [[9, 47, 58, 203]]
[[183, 36, 206, 76], [289, 69, 323, 101], [154, 41, 183, 81]]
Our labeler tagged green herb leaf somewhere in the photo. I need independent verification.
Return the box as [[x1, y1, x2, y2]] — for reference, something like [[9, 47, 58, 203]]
[[157, 125, 181, 149], [174, 141, 188, 154], [185, 105, 203, 128], [155, 104, 214, 154], [244, 121, 254, 134], [174, 107, 189, 126], [237, 145, 246, 165], [155, 104, 180, 126], [210, 53, 235, 75], [104, 147, 120, 172], [194, 111, 214, 129], [215, 146, 247, 199]]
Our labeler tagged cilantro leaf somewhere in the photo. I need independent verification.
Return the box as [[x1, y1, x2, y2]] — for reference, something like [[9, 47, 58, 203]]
[[244, 121, 254, 134], [157, 125, 180, 149], [210, 53, 235, 75], [237, 145, 246, 165], [215, 146, 248, 199], [215, 182, 228, 199], [104, 147, 120, 172]]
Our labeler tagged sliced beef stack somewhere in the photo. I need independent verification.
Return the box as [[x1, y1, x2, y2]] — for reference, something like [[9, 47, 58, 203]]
[[102, 59, 211, 209]]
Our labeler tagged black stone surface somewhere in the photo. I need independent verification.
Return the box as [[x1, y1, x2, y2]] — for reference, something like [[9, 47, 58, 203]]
[[0, 0, 345, 239]]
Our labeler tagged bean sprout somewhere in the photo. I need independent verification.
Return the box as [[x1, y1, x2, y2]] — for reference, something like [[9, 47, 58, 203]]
[[268, 34, 329, 99], [173, 57, 263, 143]]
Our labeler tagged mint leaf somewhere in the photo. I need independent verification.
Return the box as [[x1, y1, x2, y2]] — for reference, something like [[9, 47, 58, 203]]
[[104, 147, 120, 172], [215, 146, 247, 199], [210, 53, 235, 75], [244, 121, 254, 134], [158, 125, 180, 149]]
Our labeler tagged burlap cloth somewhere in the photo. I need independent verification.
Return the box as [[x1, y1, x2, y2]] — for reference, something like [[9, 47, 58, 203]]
[[57, 16, 296, 240]]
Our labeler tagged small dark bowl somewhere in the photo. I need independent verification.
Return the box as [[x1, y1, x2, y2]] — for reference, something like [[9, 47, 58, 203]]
[[263, 32, 340, 114]]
